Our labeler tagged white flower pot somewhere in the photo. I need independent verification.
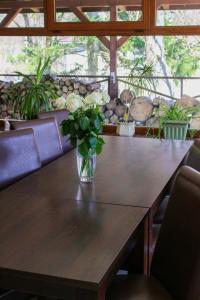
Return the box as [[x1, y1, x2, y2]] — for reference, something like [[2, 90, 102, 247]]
[[116, 122, 135, 137]]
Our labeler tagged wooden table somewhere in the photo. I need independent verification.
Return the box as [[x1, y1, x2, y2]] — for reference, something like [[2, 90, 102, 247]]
[[0, 136, 193, 299], [0, 197, 147, 299], [2, 137, 193, 208]]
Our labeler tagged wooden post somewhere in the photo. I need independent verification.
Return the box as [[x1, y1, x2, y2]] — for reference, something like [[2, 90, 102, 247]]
[[108, 5, 118, 100], [109, 37, 118, 100]]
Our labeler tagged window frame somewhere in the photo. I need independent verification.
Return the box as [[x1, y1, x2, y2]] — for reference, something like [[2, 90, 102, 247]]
[[0, 0, 47, 35], [150, 0, 200, 36], [47, 0, 150, 34]]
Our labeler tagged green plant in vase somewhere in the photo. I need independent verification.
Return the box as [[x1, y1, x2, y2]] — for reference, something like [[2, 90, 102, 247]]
[[14, 57, 55, 120], [61, 91, 109, 182]]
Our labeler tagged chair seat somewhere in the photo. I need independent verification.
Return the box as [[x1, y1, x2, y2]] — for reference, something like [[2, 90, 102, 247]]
[[107, 275, 173, 300], [154, 195, 170, 224]]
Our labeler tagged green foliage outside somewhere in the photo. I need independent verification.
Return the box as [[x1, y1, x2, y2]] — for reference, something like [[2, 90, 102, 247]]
[[7, 35, 200, 82], [164, 36, 200, 78], [3, 11, 200, 95]]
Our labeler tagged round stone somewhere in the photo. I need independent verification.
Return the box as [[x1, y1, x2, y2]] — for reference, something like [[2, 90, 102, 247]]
[[130, 97, 153, 122], [120, 89, 135, 104]]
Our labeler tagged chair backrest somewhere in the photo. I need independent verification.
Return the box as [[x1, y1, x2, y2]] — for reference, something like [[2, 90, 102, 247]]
[[38, 109, 73, 153], [0, 129, 41, 190], [12, 118, 63, 165], [184, 139, 200, 172], [151, 166, 200, 300]]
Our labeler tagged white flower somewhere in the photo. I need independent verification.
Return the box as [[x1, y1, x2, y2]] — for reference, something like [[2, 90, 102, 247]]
[[84, 92, 100, 106], [101, 91, 110, 104], [54, 96, 66, 109], [84, 92, 110, 106], [66, 93, 84, 112]]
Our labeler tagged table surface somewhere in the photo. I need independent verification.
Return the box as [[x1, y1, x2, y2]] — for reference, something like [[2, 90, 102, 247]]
[[0, 195, 147, 290], [0, 136, 193, 208], [0, 136, 193, 296]]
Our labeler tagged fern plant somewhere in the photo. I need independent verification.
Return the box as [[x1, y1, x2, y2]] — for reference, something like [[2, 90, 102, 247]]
[[14, 57, 55, 120]]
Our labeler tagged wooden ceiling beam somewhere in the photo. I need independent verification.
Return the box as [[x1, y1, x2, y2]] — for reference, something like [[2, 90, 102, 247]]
[[0, 1, 43, 9], [67, 6, 110, 49], [0, 0, 200, 10], [158, 0, 200, 4], [0, 1, 137, 10], [1, 5, 200, 14], [0, 8, 21, 27], [117, 36, 130, 48], [0, 0, 200, 11]]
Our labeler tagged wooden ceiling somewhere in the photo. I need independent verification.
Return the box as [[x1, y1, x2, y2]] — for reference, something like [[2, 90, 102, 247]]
[[0, 1, 200, 12], [0, 0, 200, 36]]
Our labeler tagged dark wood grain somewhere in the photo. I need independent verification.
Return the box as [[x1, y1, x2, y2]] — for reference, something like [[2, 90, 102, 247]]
[[1, 136, 193, 208], [0, 136, 193, 298], [0, 194, 147, 297]]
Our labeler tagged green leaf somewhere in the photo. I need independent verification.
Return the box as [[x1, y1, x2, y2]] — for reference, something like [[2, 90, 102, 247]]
[[68, 115, 74, 120], [91, 131, 97, 137], [78, 141, 89, 157], [94, 116, 101, 130], [95, 142, 103, 155], [61, 120, 70, 136], [79, 116, 90, 131], [74, 123, 79, 131], [89, 137, 97, 148], [99, 113, 105, 121], [98, 137, 105, 145]]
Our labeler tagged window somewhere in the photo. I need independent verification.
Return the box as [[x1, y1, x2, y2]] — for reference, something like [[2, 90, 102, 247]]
[[47, 0, 150, 34], [55, 1, 143, 23], [156, 0, 200, 27]]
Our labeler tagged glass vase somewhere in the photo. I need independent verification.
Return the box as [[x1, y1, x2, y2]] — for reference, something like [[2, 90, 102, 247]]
[[76, 149, 96, 183]]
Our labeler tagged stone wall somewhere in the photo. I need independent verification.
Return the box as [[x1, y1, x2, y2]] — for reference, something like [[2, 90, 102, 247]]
[[102, 92, 200, 130], [1, 77, 200, 130], [103, 89, 155, 125]]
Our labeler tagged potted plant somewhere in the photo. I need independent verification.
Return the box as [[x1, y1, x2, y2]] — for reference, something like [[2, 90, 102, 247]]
[[14, 57, 55, 120], [116, 95, 135, 137], [160, 104, 198, 140], [61, 91, 109, 183]]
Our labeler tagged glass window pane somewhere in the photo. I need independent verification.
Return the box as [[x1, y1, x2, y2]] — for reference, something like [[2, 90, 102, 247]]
[[0, 36, 109, 76], [56, 1, 143, 23], [0, 0, 44, 28], [156, 0, 200, 26], [117, 5, 142, 22]]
